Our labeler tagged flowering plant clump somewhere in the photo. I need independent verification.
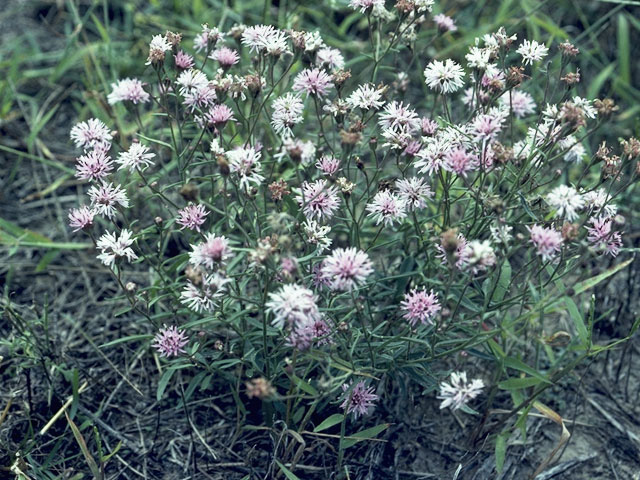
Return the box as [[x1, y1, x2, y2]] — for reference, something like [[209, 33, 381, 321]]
[[65, 3, 638, 473]]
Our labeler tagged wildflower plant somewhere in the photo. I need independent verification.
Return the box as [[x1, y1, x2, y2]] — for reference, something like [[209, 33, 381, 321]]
[[64, 5, 639, 474]]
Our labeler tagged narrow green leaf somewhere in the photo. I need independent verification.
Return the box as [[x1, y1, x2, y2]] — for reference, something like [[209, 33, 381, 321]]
[[618, 13, 631, 84], [275, 460, 302, 480], [314, 413, 344, 433], [157, 368, 176, 401], [342, 423, 390, 448], [498, 377, 542, 390]]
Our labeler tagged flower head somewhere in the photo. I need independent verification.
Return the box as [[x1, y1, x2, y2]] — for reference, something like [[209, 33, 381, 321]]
[[296, 180, 341, 220], [347, 84, 385, 111], [88, 182, 129, 218], [96, 229, 137, 267], [366, 190, 407, 226], [527, 225, 563, 261], [303, 219, 332, 253], [75, 149, 114, 181], [434, 14, 457, 32], [68, 206, 95, 232], [116, 143, 155, 172], [201, 104, 236, 128], [292, 68, 334, 97], [396, 177, 433, 210], [209, 47, 240, 67], [227, 146, 265, 188], [180, 273, 229, 313], [401, 288, 441, 326], [107, 78, 150, 105], [546, 185, 584, 221], [500, 90, 536, 118], [241, 25, 290, 55], [316, 47, 345, 71], [321, 247, 373, 291], [271, 93, 304, 137], [177, 204, 209, 232], [174, 50, 195, 69], [438, 371, 485, 411], [516, 39, 549, 65], [153, 325, 189, 357], [424, 59, 465, 94], [443, 147, 479, 177], [146, 34, 172, 65], [586, 216, 622, 257], [266, 284, 321, 329], [316, 155, 341, 176], [340, 380, 378, 419], [189, 234, 233, 269], [349, 0, 385, 13], [70, 118, 113, 150]]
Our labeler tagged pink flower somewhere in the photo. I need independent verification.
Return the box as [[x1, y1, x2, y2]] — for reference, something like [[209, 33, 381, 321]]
[[340, 380, 378, 419], [177, 204, 209, 232], [316, 155, 341, 175], [70, 118, 112, 150], [421, 118, 439, 136], [438, 372, 484, 411], [174, 50, 195, 69], [585, 216, 622, 257], [107, 78, 150, 105], [68, 206, 95, 232], [201, 104, 236, 128], [75, 149, 113, 181], [443, 147, 479, 177], [88, 182, 129, 219], [436, 233, 471, 270], [296, 180, 341, 220], [527, 224, 563, 262], [189, 233, 233, 269], [471, 113, 504, 142], [321, 247, 373, 291], [366, 190, 407, 226], [209, 47, 240, 68], [401, 288, 441, 326], [152, 325, 189, 357], [501, 90, 536, 118], [433, 14, 457, 32], [292, 68, 334, 97]]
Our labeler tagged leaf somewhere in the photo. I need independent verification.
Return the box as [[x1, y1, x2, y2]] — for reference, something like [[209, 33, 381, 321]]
[[157, 368, 177, 401], [503, 357, 551, 384], [314, 413, 344, 433], [100, 334, 153, 348], [618, 13, 631, 85], [65, 413, 101, 479], [564, 297, 588, 346], [495, 431, 510, 474], [498, 377, 543, 390], [292, 375, 318, 397], [573, 258, 633, 295], [342, 423, 390, 448], [275, 460, 302, 480], [587, 63, 616, 99]]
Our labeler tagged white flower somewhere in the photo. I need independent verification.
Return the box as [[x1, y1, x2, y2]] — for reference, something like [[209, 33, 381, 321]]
[[424, 59, 465, 94], [438, 372, 484, 411], [466, 240, 496, 274], [189, 234, 233, 269], [346, 84, 385, 111], [116, 143, 155, 172], [227, 147, 265, 188], [180, 273, 230, 313], [316, 47, 344, 70], [583, 188, 617, 218], [490, 224, 513, 245], [558, 136, 586, 163], [499, 90, 536, 118], [546, 185, 584, 221], [303, 31, 325, 52], [242, 25, 290, 56], [271, 93, 304, 137], [570, 96, 597, 119], [303, 219, 332, 253], [176, 69, 209, 95], [266, 284, 321, 329], [465, 47, 492, 70], [395, 177, 433, 210], [107, 78, 150, 105], [516, 39, 549, 65], [96, 229, 137, 267]]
